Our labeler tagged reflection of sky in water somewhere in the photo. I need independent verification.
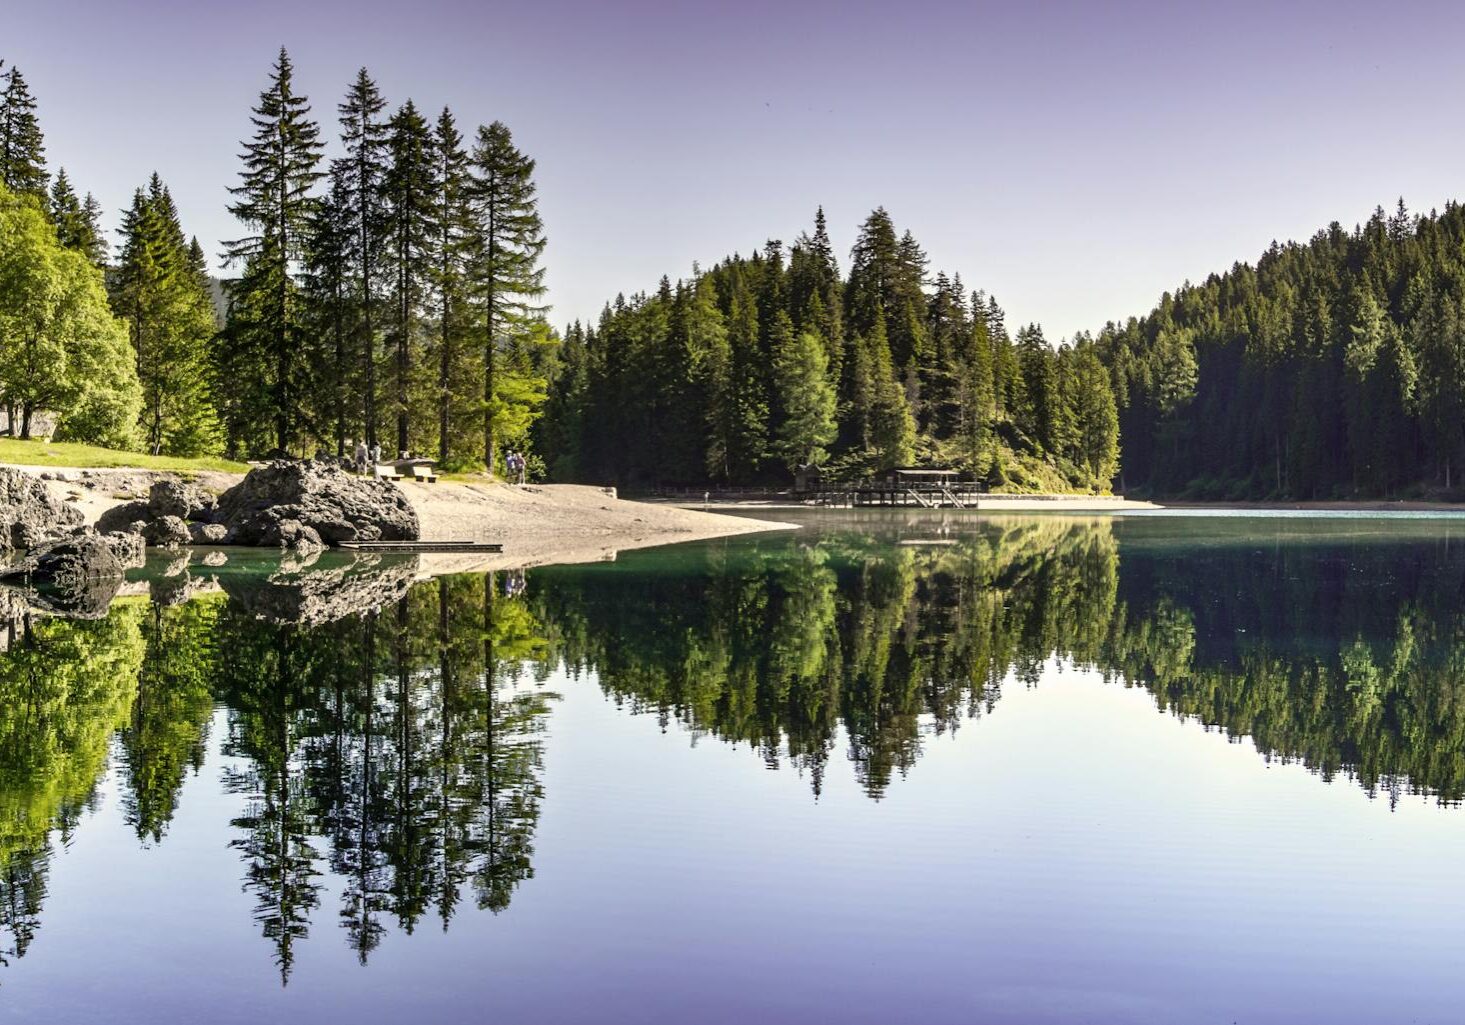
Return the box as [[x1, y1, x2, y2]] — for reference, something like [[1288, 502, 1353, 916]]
[[5, 514, 1465, 1024], [12, 663, 1461, 1025]]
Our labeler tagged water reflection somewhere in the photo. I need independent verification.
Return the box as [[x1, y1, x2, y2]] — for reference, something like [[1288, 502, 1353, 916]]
[[4, 518, 1465, 981]]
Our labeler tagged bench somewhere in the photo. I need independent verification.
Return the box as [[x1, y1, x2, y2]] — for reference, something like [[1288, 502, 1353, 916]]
[[409, 465, 438, 483], [373, 464, 403, 481]]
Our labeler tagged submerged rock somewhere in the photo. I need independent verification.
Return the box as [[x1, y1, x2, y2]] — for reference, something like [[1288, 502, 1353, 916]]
[[1, 531, 124, 618], [217, 459, 418, 546]]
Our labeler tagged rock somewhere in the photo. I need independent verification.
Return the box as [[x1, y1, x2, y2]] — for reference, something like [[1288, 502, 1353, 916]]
[[148, 478, 217, 522], [0, 530, 124, 618], [259, 517, 325, 552], [96, 500, 151, 535], [143, 515, 192, 548], [188, 522, 228, 545], [216, 459, 418, 546], [98, 530, 146, 569], [201, 550, 228, 567], [149, 571, 197, 607], [0, 467, 86, 554]]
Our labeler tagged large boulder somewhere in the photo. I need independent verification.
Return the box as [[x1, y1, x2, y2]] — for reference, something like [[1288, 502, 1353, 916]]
[[143, 515, 192, 548], [217, 460, 418, 547], [0, 467, 85, 554], [96, 500, 151, 535], [188, 522, 228, 545], [0, 530, 124, 618], [219, 552, 420, 626], [148, 479, 216, 521]]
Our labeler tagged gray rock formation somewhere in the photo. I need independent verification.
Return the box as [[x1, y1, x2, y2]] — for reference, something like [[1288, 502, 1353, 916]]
[[0, 531, 125, 618], [143, 515, 192, 548], [216, 460, 418, 546], [188, 522, 228, 545], [96, 500, 150, 535], [148, 479, 216, 522], [0, 467, 85, 554]]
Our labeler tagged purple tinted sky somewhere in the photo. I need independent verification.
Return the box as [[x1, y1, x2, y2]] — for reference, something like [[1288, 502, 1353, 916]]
[[8, 0, 1463, 337]]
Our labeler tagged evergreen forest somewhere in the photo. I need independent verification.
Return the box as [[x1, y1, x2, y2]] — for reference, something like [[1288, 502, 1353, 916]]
[[8, 49, 1465, 495]]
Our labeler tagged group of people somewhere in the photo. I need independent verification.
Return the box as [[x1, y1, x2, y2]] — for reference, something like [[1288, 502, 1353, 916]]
[[505, 449, 528, 485], [350, 439, 382, 475]]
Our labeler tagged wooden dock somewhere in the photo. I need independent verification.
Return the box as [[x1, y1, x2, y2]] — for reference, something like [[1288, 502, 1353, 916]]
[[812, 483, 985, 509], [337, 540, 503, 553]]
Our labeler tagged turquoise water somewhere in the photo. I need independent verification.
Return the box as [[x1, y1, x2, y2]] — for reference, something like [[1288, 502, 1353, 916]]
[[2, 512, 1465, 1023]]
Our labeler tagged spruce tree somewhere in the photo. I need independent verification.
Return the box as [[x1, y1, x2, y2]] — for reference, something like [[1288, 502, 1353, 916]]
[[772, 329, 837, 470], [467, 121, 546, 471], [222, 47, 323, 454], [384, 99, 437, 455], [0, 65, 45, 196], [432, 108, 472, 464], [114, 177, 222, 455], [337, 68, 390, 450], [304, 164, 356, 456]]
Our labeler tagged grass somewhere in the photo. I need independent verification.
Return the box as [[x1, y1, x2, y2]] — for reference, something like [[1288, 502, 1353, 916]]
[[0, 437, 248, 473]]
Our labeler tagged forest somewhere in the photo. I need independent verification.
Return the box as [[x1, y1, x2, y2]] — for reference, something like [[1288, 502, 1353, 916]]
[[9, 50, 1465, 495], [534, 208, 1121, 492], [1098, 200, 1465, 498], [0, 51, 550, 471]]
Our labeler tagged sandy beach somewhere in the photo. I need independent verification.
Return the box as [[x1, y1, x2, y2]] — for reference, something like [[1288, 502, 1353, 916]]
[[8, 465, 796, 571]]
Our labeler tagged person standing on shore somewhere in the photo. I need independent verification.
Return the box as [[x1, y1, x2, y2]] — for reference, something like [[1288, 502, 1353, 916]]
[[353, 439, 368, 474]]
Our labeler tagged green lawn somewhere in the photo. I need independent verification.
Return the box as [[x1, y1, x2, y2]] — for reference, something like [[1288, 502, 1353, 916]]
[[0, 437, 248, 473]]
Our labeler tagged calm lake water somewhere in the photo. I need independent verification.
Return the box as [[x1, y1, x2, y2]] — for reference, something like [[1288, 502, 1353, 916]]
[[4, 511, 1465, 1024]]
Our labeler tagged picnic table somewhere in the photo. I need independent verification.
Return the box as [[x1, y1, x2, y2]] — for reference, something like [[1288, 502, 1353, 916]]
[[373, 458, 438, 483]]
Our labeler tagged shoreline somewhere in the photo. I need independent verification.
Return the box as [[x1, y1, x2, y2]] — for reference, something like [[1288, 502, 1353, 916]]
[[6, 464, 798, 573]]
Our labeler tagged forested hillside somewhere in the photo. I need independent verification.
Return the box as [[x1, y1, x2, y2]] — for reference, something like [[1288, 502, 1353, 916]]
[[536, 209, 1120, 492], [1099, 201, 1465, 499], [0, 51, 552, 470]]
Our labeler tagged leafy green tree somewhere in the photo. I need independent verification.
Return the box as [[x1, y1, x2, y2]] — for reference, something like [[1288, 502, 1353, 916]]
[[0, 185, 141, 443], [222, 48, 324, 455]]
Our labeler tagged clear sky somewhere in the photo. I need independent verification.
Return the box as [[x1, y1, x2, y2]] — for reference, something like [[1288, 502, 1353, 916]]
[[7, 0, 1464, 339]]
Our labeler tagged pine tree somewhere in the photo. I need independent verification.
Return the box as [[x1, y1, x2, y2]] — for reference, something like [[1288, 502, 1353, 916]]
[[467, 121, 547, 471], [384, 99, 437, 455], [304, 163, 356, 456], [0, 65, 45, 196], [222, 47, 324, 454], [431, 108, 472, 464], [337, 68, 390, 450], [772, 329, 837, 470], [114, 177, 222, 455]]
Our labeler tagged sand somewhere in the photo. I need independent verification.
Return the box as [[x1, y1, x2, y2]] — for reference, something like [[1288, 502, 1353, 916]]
[[7, 464, 796, 572]]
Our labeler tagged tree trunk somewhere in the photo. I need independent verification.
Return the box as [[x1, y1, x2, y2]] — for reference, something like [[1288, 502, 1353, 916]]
[[20, 404, 32, 441]]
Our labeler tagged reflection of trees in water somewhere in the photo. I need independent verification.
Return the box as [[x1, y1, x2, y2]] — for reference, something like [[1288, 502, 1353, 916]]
[[534, 520, 1119, 797], [0, 607, 144, 969], [215, 573, 554, 981], [9, 525, 1465, 977], [531, 521, 1465, 807]]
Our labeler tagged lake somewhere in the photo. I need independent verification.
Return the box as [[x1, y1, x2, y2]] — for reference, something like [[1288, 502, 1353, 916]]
[[3, 510, 1465, 1024]]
